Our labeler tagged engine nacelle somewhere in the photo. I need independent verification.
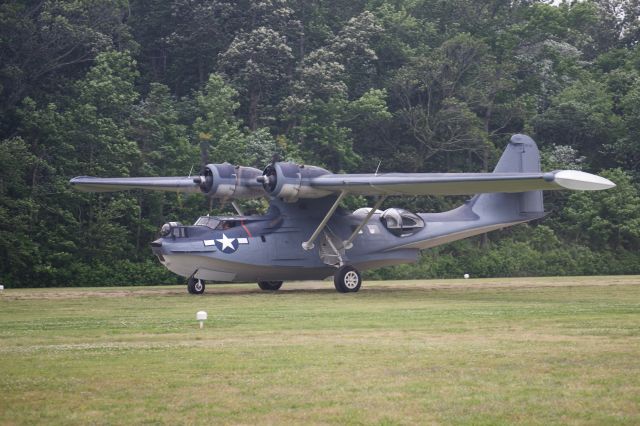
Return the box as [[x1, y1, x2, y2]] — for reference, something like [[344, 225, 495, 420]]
[[258, 162, 332, 202], [194, 163, 264, 199]]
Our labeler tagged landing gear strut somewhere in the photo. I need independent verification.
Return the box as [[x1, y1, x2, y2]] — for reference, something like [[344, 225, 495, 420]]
[[334, 265, 362, 293], [258, 281, 283, 291], [187, 276, 205, 295]]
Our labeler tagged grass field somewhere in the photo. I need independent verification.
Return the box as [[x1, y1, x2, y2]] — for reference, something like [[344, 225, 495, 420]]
[[1, 276, 639, 425]]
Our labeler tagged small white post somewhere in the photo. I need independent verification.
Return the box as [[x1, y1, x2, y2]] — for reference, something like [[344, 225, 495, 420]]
[[196, 311, 208, 329]]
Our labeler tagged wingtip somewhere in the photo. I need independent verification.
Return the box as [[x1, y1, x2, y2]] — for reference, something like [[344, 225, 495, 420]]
[[553, 170, 616, 191], [69, 176, 90, 184]]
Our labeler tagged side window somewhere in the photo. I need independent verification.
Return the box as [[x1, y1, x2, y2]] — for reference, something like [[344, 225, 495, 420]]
[[216, 221, 237, 230]]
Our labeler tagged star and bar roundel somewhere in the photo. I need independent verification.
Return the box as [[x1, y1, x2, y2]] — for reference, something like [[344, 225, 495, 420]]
[[203, 233, 249, 254]]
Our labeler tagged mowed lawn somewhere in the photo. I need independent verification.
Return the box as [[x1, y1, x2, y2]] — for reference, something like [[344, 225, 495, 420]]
[[1, 277, 639, 425]]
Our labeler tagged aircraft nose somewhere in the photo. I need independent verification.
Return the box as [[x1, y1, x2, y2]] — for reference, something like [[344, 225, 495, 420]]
[[150, 239, 166, 262]]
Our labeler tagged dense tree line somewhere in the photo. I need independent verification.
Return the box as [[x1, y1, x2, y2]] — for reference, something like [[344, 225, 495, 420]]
[[1, 0, 640, 287]]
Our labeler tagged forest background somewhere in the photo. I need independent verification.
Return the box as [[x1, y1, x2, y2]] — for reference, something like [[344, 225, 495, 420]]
[[2, 0, 640, 287]]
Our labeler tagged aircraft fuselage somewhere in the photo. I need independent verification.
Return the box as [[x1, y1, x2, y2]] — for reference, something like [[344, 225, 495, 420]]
[[151, 194, 543, 283]]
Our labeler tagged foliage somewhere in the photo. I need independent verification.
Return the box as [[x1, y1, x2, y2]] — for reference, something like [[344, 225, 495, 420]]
[[1, 0, 640, 287]]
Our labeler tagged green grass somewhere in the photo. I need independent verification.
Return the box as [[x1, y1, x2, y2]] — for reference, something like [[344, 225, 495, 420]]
[[1, 276, 639, 425]]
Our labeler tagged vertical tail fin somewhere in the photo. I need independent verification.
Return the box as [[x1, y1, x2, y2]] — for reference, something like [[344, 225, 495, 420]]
[[472, 134, 544, 218]]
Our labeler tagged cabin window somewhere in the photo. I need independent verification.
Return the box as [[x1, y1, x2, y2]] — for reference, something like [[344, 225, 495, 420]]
[[215, 220, 237, 230]]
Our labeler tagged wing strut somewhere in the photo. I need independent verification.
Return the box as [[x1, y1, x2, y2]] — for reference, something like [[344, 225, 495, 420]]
[[342, 196, 387, 250], [302, 191, 347, 250], [231, 201, 244, 216]]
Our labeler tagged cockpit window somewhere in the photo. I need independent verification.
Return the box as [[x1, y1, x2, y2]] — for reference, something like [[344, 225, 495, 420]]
[[380, 208, 425, 237], [195, 217, 244, 230], [194, 216, 220, 229]]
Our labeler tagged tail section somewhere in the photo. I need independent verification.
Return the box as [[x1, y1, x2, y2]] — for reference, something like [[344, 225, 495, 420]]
[[473, 134, 544, 218], [393, 134, 602, 251]]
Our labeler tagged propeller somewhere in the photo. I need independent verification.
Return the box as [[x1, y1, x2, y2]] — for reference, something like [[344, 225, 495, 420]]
[[257, 153, 280, 192], [193, 141, 213, 193]]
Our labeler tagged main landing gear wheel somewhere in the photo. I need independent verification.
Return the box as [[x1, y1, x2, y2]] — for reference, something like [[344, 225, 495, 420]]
[[334, 265, 362, 293], [258, 281, 283, 291], [187, 276, 205, 295]]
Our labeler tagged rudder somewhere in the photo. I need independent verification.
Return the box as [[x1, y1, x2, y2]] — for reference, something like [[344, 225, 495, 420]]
[[474, 134, 544, 217]]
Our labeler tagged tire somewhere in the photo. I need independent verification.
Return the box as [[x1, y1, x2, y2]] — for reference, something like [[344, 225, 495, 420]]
[[258, 281, 283, 291], [187, 276, 205, 295], [334, 265, 362, 293]]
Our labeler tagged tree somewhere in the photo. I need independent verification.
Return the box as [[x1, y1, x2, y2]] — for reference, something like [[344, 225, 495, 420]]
[[133, 0, 239, 93], [560, 169, 640, 250], [533, 78, 623, 167], [218, 0, 299, 130], [192, 74, 245, 163], [389, 34, 501, 171], [0, 0, 133, 133], [128, 82, 195, 251], [0, 138, 42, 284], [609, 78, 640, 174]]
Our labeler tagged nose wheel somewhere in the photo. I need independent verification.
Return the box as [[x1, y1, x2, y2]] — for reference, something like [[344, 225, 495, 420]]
[[334, 265, 362, 293], [187, 276, 205, 295]]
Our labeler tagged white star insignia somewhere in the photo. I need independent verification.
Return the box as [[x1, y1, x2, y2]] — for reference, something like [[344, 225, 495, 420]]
[[216, 233, 235, 251]]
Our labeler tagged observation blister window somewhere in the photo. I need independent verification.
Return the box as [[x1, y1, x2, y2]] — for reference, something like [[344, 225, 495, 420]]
[[380, 208, 425, 237]]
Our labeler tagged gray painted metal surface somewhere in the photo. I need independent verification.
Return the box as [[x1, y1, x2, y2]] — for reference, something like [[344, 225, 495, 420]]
[[70, 134, 615, 289]]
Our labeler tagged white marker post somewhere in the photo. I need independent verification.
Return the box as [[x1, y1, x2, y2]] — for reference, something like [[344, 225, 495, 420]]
[[196, 311, 208, 329]]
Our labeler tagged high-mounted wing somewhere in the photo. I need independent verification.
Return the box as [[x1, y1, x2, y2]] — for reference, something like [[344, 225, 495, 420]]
[[71, 135, 615, 200], [70, 176, 200, 193], [257, 135, 615, 201], [308, 170, 615, 196], [70, 163, 265, 199]]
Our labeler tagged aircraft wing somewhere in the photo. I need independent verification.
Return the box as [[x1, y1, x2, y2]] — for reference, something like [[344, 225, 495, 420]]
[[69, 164, 265, 199], [69, 176, 201, 193], [308, 170, 615, 196]]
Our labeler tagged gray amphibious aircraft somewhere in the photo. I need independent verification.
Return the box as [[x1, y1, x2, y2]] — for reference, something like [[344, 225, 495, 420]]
[[70, 134, 615, 294]]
